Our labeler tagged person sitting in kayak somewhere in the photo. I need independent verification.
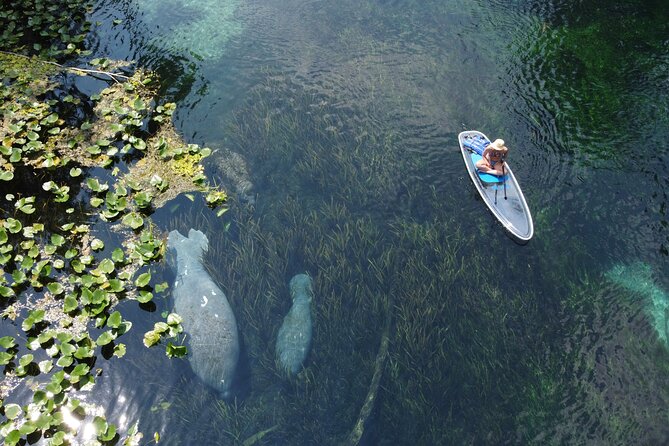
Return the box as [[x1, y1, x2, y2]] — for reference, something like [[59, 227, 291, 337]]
[[475, 139, 508, 176]]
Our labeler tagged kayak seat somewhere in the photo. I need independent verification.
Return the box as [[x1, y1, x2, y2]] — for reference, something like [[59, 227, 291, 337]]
[[470, 153, 508, 184], [462, 134, 491, 155]]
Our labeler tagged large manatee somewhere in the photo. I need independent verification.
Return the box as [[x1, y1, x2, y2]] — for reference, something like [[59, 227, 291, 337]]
[[275, 274, 314, 375], [167, 229, 239, 397]]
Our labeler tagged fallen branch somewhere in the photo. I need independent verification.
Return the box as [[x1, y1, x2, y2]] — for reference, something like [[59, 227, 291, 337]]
[[342, 297, 392, 445], [0, 50, 130, 83]]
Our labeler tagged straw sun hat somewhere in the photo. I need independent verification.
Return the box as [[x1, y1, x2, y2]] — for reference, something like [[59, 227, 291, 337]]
[[490, 139, 508, 152]]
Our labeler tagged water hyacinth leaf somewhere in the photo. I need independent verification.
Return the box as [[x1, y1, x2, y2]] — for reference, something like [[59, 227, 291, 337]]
[[63, 294, 78, 313], [149, 322, 168, 335], [69, 167, 82, 177], [5, 218, 22, 233], [60, 342, 76, 357], [4, 430, 20, 446], [47, 282, 64, 295], [19, 203, 35, 214], [33, 390, 47, 404], [93, 416, 108, 436], [112, 343, 127, 358], [166, 342, 187, 358], [0, 286, 15, 297], [111, 248, 125, 263], [0, 336, 16, 348], [100, 422, 117, 442], [137, 290, 153, 303], [19, 354, 34, 367], [39, 359, 53, 374], [0, 351, 15, 365], [143, 330, 160, 347], [96, 331, 116, 346], [56, 355, 73, 368], [91, 197, 104, 207], [86, 145, 101, 155], [43, 113, 59, 125], [122, 212, 144, 229], [27, 337, 41, 350], [134, 191, 152, 208], [0, 228, 7, 244], [166, 313, 182, 325], [134, 271, 151, 287], [56, 332, 73, 344], [107, 311, 122, 328], [98, 258, 115, 274], [21, 256, 34, 270], [74, 345, 93, 359], [51, 233, 65, 246], [132, 97, 145, 111], [107, 278, 124, 292], [37, 330, 55, 344], [10, 149, 22, 163], [91, 239, 104, 251], [86, 178, 108, 193], [53, 259, 65, 269], [116, 321, 132, 335], [65, 248, 78, 259], [71, 363, 90, 377], [4, 404, 21, 420], [155, 282, 169, 293], [0, 171, 14, 181]]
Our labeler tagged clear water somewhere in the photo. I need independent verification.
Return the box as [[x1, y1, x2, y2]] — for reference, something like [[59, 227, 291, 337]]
[[78, 0, 669, 443]]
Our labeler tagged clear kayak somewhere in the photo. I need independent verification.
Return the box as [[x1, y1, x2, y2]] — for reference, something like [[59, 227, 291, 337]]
[[458, 130, 534, 242]]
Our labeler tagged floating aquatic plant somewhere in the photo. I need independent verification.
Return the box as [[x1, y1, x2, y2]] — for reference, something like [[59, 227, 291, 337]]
[[0, 3, 228, 443]]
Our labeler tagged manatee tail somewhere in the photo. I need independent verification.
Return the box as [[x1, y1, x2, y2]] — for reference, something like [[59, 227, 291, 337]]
[[167, 229, 209, 264]]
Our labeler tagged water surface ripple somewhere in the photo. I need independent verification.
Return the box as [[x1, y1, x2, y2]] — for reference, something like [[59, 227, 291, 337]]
[[83, 0, 669, 443]]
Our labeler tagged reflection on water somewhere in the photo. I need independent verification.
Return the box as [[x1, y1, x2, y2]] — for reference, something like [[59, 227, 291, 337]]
[[83, 0, 669, 443]]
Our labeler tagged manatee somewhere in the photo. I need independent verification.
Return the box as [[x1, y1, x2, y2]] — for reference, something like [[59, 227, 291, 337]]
[[605, 262, 669, 345], [213, 148, 255, 204], [276, 274, 314, 375], [167, 229, 239, 397]]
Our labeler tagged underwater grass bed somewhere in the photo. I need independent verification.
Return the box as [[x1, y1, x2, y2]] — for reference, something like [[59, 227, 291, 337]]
[[140, 76, 582, 444]]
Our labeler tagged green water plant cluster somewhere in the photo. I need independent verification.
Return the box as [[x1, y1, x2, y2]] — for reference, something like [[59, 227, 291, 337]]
[[0, 0, 92, 59], [0, 4, 227, 445]]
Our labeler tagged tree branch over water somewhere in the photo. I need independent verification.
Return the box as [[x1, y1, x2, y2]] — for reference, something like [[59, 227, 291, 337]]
[[0, 50, 130, 83]]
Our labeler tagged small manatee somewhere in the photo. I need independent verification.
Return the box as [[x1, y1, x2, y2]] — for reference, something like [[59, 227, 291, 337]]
[[276, 274, 314, 375]]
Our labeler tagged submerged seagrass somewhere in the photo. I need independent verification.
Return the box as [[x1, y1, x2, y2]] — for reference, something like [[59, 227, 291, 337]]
[[167, 229, 240, 396], [276, 274, 314, 375]]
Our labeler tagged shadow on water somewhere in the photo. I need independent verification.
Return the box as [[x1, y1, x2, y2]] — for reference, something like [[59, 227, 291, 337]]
[[81, 0, 669, 443]]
